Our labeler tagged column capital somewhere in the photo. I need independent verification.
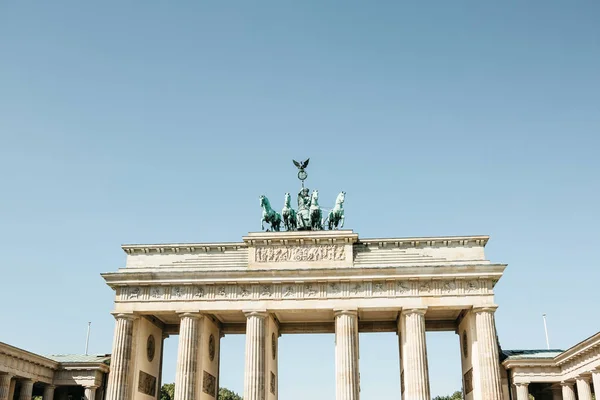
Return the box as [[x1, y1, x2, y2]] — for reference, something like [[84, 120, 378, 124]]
[[84, 386, 99, 390], [0, 373, 13, 378], [560, 380, 575, 387], [472, 305, 498, 313], [177, 312, 203, 319], [110, 312, 137, 321], [575, 375, 591, 383], [243, 310, 268, 318], [44, 385, 56, 390], [333, 309, 358, 317], [513, 382, 529, 387], [401, 306, 427, 316], [19, 379, 33, 383]]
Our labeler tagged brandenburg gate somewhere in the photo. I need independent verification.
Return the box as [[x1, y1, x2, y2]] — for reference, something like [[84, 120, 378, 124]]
[[102, 160, 507, 400]]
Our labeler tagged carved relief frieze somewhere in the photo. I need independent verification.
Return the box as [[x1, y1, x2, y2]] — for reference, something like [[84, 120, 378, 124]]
[[254, 244, 345, 263], [121, 277, 494, 302]]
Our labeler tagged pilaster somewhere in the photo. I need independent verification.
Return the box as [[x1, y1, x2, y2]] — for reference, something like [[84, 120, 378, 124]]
[[592, 370, 600, 397], [473, 306, 502, 400], [334, 309, 360, 400], [105, 313, 137, 400], [399, 307, 430, 400]]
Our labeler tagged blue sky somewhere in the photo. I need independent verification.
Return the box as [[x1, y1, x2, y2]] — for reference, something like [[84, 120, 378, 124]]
[[1, 1, 599, 398]]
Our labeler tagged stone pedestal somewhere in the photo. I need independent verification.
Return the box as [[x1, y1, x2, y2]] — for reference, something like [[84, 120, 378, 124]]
[[0, 374, 13, 400], [575, 377, 592, 400], [18, 380, 33, 400], [84, 387, 97, 400], [244, 311, 267, 400], [514, 383, 529, 400], [174, 313, 202, 400], [43, 385, 56, 400], [400, 307, 430, 400], [334, 310, 360, 400], [561, 382, 576, 400], [473, 306, 503, 400], [106, 313, 136, 400]]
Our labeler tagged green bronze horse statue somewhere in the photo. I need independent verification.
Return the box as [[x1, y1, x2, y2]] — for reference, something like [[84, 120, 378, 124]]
[[281, 192, 297, 231], [309, 190, 323, 230], [326, 191, 345, 230], [260, 195, 282, 231]]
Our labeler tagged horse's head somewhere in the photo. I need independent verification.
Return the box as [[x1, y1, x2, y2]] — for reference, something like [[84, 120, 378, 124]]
[[259, 195, 267, 208], [311, 190, 319, 205], [337, 191, 346, 204], [284, 192, 290, 206]]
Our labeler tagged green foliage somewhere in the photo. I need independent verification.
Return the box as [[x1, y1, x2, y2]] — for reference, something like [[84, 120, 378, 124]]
[[433, 390, 463, 400], [218, 387, 243, 400], [159, 383, 175, 400], [159, 384, 242, 400]]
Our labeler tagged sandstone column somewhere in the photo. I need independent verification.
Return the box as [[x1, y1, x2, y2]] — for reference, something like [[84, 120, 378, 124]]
[[561, 382, 576, 400], [514, 383, 529, 400], [174, 313, 202, 400], [0, 374, 13, 400], [592, 370, 600, 396], [19, 379, 34, 400], [244, 311, 267, 400], [84, 386, 97, 400], [105, 313, 136, 400], [575, 377, 592, 400], [473, 306, 503, 400], [334, 310, 360, 400], [43, 385, 56, 400], [400, 307, 430, 400]]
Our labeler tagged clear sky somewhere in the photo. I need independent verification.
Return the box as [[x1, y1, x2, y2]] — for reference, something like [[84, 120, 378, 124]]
[[1, 1, 599, 398]]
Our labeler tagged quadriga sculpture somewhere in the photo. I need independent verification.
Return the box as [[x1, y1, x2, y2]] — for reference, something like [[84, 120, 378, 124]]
[[259, 195, 282, 232]]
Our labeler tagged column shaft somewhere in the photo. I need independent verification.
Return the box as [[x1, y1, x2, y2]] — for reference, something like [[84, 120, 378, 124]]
[[174, 313, 202, 400], [335, 310, 360, 400], [575, 378, 592, 400], [84, 387, 97, 400], [514, 383, 529, 400], [244, 311, 267, 400], [474, 307, 503, 400], [0, 374, 13, 400], [401, 308, 430, 400], [592, 372, 600, 397], [105, 314, 136, 400], [18, 380, 33, 400], [43, 385, 56, 400], [561, 383, 576, 400]]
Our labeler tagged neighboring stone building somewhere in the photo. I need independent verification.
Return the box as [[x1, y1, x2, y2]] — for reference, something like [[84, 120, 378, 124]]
[[0, 342, 109, 400], [502, 332, 600, 399]]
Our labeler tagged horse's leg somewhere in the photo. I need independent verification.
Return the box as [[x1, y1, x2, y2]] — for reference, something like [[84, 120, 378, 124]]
[[340, 214, 344, 229]]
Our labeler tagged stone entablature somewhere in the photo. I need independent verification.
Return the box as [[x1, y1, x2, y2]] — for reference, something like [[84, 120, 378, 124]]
[[0, 342, 110, 387], [504, 332, 600, 386], [0, 343, 58, 384], [119, 231, 491, 270]]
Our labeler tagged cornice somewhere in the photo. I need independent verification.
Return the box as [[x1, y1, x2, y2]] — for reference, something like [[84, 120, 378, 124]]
[[101, 263, 506, 288], [0, 342, 59, 370], [121, 233, 490, 255]]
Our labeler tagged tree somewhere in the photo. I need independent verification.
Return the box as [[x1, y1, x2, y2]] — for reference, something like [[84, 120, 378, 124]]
[[433, 390, 463, 400], [159, 383, 175, 400], [218, 387, 243, 400], [160, 384, 242, 400]]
